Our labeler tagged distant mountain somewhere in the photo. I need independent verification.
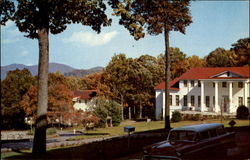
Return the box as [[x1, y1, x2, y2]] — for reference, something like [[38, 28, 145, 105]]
[[1, 63, 103, 80], [64, 67, 103, 78]]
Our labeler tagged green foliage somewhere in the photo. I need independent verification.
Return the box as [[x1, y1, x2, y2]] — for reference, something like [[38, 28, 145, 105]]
[[91, 97, 122, 127], [236, 105, 249, 120], [1, 69, 35, 129], [103, 54, 164, 119], [171, 110, 182, 122], [205, 48, 237, 67], [231, 37, 250, 66], [46, 128, 57, 135]]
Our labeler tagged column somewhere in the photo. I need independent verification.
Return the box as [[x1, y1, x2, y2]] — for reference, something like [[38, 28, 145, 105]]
[[201, 81, 204, 112], [244, 82, 248, 106], [163, 91, 165, 120], [214, 81, 219, 113], [229, 81, 233, 113]]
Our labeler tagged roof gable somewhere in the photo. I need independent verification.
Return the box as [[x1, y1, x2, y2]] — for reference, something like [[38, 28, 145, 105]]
[[210, 71, 243, 78]]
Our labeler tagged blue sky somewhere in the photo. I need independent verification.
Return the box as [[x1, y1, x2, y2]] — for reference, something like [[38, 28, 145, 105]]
[[1, 1, 249, 69]]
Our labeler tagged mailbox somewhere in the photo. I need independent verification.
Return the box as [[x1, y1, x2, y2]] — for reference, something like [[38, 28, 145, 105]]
[[124, 126, 135, 133]]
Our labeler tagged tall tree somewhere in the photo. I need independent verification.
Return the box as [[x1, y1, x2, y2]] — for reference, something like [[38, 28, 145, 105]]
[[231, 37, 250, 66], [1, 0, 110, 154], [205, 48, 237, 67], [109, 0, 192, 129], [1, 69, 35, 129]]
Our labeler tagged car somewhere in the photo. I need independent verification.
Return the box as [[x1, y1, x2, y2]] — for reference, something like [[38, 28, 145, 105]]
[[142, 123, 236, 160]]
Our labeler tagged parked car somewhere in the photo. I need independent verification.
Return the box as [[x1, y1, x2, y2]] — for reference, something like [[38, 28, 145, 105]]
[[143, 123, 236, 160]]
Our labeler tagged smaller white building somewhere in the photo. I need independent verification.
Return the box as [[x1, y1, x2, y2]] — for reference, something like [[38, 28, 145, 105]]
[[73, 90, 97, 111], [155, 66, 250, 120]]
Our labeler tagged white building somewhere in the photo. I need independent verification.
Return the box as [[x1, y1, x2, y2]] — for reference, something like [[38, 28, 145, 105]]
[[73, 90, 97, 111], [155, 66, 250, 120]]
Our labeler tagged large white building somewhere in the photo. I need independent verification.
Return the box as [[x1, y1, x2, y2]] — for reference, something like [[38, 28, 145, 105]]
[[155, 66, 250, 120]]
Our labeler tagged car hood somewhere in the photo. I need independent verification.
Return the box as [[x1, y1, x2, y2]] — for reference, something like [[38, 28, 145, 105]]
[[144, 141, 178, 157]]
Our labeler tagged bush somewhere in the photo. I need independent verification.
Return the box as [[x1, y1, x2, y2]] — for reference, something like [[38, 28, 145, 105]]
[[236, 105, 249, 119], [47, 127, 57, 135], [191, 114, 201, 121], [90, 97, 122, 127], [171, 110, 182, 122]]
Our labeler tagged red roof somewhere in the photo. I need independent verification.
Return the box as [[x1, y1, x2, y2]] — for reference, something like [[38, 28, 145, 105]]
[[73, 90, 97, 100], [155, 66, 250, 90]]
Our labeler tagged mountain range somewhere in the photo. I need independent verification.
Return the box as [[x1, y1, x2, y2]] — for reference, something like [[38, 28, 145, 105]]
[[1, 63, 103, 79]]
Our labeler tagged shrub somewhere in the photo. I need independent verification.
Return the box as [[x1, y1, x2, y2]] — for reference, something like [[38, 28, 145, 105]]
[[90, 97, 122, 127], [171, 110, 182, 122], [236, 105, 249, 119], [47, 128, 57, 135], [191, 114, 201, 121]]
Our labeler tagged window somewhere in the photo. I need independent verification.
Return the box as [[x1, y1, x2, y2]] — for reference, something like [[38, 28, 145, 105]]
[[200, 131, 210, 140], [198, 96, 201, 107], [184, 95, 187, 106], [222, 82, 227, 88], [227, 72, 230, 77], [206, 96, 210, 107], [191, 80, 195, 87], [217, 126, 226, 135], [238, 97, 243, 106], [191, 95, 195, 106], [209, 129, 217, 137], [184, 80, 187, 87], [198, 81, 201, 87], [176, 95, 180, 106], [238, 82, 243, 88], [212, 82, 215, 88], [213, 96, 215, 105], [248, 97, 250, 107], [169, 95, 172, 106]]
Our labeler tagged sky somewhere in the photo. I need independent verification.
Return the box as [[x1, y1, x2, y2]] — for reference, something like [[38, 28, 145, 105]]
[[1, 1, 249, 69]]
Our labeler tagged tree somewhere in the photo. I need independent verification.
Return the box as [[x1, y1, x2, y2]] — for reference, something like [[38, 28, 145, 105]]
[[231, 37, 250, 66], [205, 48, 237, 67], [102, 54, 132, 119], [110, 0, 192, 129], [1, 69, 35, 129], [1, 0, 111, 154], [90, 97, 122, 127], [79, 72, 102, 90], [20, 73, 74, 123]]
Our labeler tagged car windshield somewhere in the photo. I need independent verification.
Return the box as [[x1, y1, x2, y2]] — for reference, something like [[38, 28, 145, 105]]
[[168, 131, 196, 142]]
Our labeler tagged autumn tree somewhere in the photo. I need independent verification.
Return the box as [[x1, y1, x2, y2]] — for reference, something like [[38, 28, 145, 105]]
[[205, 48, 237, 67], [21, 73, 74, 125], [231, 37, 250, 66], [1, 0, 110, 154], [79, 72, 102, 90], [109, 0, 192, 129], [1, 69, 35, 129]]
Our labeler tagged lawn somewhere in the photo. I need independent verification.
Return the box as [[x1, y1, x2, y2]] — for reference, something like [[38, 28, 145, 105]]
[[67, 119, 249, 141], [1, 119, 249, 159]]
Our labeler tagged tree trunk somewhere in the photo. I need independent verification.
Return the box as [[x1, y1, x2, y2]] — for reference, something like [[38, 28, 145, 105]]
[[164, 26, 171, 130], [32, 27, 49, 155], [121, 94, 124, 120], [128, 106, 131, 119]]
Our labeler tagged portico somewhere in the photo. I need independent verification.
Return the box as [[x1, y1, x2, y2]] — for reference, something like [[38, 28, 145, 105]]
[[155, 66, 250, 120]]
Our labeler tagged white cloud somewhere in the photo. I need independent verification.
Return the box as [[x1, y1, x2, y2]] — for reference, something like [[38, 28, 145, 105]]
[[20, 50, 29, 57], [1, 20, 22, 44], [64, 31, 118, 46]]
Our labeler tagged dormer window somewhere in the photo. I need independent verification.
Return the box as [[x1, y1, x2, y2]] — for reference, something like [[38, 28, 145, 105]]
[[227, 72, 230, 77]]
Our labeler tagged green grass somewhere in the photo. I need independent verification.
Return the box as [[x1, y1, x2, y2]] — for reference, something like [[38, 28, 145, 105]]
[[1, 150, 31, 159], [67, 119, 249, 141]]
